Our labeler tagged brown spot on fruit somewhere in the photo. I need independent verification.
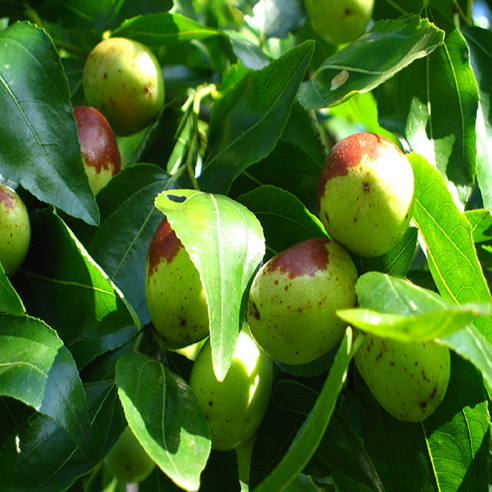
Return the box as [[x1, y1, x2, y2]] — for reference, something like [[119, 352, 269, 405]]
[[0, 188, 14, 209], [147, 218, 183, 275], [317, 133, 403, 210], [265, 238, 330, 279]]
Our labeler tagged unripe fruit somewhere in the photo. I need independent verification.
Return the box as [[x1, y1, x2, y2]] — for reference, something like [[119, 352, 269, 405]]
[[83, 37, 165, 136], [304, 0, 374, 45], [0, 184, 30, 277], [103, 426, 155, 484], [317, 132, 415, 257], [247, 238, 358, 365], [189, 328, 273, 451], [355, 335, 450, 422], [145, 217, 209, 349], [73, 106, 121, 194]]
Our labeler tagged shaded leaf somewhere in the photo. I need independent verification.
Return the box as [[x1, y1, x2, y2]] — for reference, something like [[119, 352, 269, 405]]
[[155, 189, 265, 381], [0, 380, 126, 492], [253, 327, 355, 492], [199, 40, 315, 194], [12, 208, 139, 346], [462, 25, 492, 212], [237, 185, 327, 260], [87, 164, 173, 325], [111, 12, 221, 46], [0, 315, 94, 462], [0, 22, 98, 225], [0, 268, 25, 316]]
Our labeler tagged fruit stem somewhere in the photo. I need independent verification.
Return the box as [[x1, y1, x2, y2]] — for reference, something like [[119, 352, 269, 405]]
[[308, 109, 329, 160]]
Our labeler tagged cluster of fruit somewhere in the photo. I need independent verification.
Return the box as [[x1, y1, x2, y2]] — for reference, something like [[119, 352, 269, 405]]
[[142, 131, 451, 486]]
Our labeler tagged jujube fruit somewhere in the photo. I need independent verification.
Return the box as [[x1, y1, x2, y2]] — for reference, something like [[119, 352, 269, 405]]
[[304, 0, 374, 45], [0, 183, 30, 277], [73, 106, 121, 194], [247, 237, 358, 365], [145, 217, 209, 349], [355, 335, 451, 422], [189, 328, 273, 451], [83, 37, 165, 136], [317, 132, 415, 257], [103, 426, 155, 484]]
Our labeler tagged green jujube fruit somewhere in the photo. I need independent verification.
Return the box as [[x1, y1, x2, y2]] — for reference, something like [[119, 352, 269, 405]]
[[83, 37, 165, 136], [247, 238, 358, 365], [189, 328, 273, 451], [355, 335, 451, 422], [317, 132, 415, 258], [104, 426, 155, 484], [145, 217, 209, 349], [0, 183, 30, 277]]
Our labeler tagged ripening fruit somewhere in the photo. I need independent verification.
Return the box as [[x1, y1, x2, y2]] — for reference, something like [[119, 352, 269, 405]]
[[317, 132, 415, 257], [189, 328, 273, 451], [247, 238, 358, 365], [104, 426, 155, 484], [83, 37, 165, 136], [355, 335, 451, 422], [145, 217, 209, 349], [73, 106, 121, 194], [304, 0, 374, 45], [0, 184, 30, 277]]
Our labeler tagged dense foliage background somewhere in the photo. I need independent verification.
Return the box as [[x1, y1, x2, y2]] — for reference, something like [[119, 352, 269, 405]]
[[1, 0, 492, 491]]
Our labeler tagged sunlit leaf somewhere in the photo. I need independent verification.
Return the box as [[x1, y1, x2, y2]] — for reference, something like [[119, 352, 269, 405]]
[[116, 352, 210, 491], [298, 16, 444, 109]]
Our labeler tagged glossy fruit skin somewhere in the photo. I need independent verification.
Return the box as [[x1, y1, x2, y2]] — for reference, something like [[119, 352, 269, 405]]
[[189, 328, 273, 451], [0, 184, 30, 277], [145, 217, 209, 349], [247, 237, 358, 365], [355, 335, 451, 422], [104, 426, 155, 484], [317, 132, 415, 258], [304, 0, 374, 45], [83, 37, 165, 136], [73, 106, 121, 194]]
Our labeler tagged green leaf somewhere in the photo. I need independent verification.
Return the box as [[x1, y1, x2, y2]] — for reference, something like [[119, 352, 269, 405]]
[[86, 164, 173, 325], [338, 304, 489, 342], [378, 27, 479, 204], [298, 15, 444, 109], [0, 380, 126, 491], [199, 40, 315, 194], [115, 352, 211, 491], [155, 189, 265, 381], [0, 22, 99, 226], [253, 327, 355, 492], [237, 185, 327, 260], [229, 139, 322, 213], [111, 12, 221, 46], [0, 315, 94, 462], [12, 208, 139, 346], [0, 268, 25, 316], [462, 26, 492, 211], [409, 153, 492, 341]]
